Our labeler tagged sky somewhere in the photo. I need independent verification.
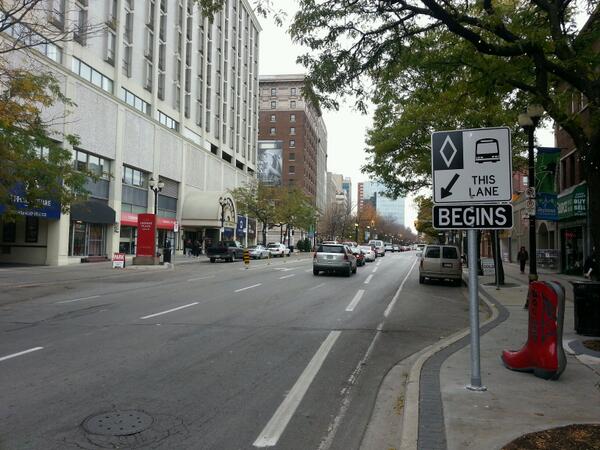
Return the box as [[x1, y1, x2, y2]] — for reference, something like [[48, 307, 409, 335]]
[[256, 1, 554, 231]]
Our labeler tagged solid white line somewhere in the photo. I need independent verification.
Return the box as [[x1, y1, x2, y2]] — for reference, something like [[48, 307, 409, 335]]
[[56, 295, 100, 304], [279, 274, 295, 280], [140, 302, 199, 320], [253, 331, 342, 447], [345, 290, 365, 312], [0, 347, 44, 363], [235, 283, 262, 293], [187, 275, 215, 282], [364, 274, 374, 284], [372, 266, 378, 273], [308, 282, 326, 291], [384, 258, 418, 318]]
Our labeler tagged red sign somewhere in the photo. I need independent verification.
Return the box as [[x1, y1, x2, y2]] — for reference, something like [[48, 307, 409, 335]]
[[112, 252, 125, 268], [156, 217, 177, 230], [121, 212, 138, 226], [136, 213, 156, 257], [121, 212, 176, 230]]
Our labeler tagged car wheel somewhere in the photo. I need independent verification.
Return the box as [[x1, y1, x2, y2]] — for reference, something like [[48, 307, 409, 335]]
[[230, 254, 236, 262], [419, 276, 425, 284], [454, 278, 462, 287], [313, 268, 319, 276], [345, 266, 351, 277], [352, 265, 357, 274], [210, 258, 216, 263]]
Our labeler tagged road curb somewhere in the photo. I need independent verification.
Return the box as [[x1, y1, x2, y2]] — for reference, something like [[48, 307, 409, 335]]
[[397, 277, 500, 450]]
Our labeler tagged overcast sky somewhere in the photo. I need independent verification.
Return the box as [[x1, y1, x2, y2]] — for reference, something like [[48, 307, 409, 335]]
[[257, 1, 554, 231]]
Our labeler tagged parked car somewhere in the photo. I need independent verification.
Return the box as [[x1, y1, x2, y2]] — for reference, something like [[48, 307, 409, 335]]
[[206, 240, 245, 263], [248, 245, 270, 259], [393, 244, 400, 252], [368, 240, 386, 257], [385, 242, 394, 252], [418, 244, 462, 286], [350, 246, 366, 266], [313, 243, 357, 276], [267, 243, 290, 257], [359, 245, 376, 262], [416, 244, 426, 253]]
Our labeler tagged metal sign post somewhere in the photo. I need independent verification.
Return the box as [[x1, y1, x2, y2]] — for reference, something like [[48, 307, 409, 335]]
[[467, 229, 486, 391]]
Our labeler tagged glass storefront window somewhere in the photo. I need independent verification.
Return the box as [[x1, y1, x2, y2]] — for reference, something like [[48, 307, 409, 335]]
[[69, 222, 107, 257], [562, 226, 584, 275]]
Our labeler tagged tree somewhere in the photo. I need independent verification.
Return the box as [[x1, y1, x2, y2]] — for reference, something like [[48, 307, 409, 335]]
[[289, 1, 600, 249], [414, 196, 438, 242], [273, 187, 317, 244], [229, 180, 277, 245], [0, 1, 101, 219]]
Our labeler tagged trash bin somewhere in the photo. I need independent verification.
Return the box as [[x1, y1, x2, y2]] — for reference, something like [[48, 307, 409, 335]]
[[163, 248, 172, 263], [572, 281, 600, 336]]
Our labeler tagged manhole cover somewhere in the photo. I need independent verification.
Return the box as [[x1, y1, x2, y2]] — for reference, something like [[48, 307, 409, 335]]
[[83, 410, 153, 436]]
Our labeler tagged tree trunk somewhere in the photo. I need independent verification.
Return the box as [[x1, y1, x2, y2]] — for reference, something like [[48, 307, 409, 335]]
[[262, 221, 267, 246]]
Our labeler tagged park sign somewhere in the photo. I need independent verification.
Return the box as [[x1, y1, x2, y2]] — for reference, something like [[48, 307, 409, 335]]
[[431, 127, 512, 204]]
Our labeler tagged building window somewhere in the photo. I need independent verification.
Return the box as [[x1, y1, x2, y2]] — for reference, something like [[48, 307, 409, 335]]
[[290, 127, 295, 135], [144, 60, 153, 90], [71, 57, 113, 93], [270, 101, 276, 109], [106, 31, 116, 64], [124, 11, 134, 43], [74, 2, 88, 45], [290, 114, 295, 122], [289, 165, 295, 174], [122, 165, 148, 188], [49, 0, 66, 29], [157, 110, 180, 131], [290, 87, 297, 96], [121, 88, 150, 115], [290, 100, 296, 108], [72, 149, 110, 179], [122, 45, 132, 76], [25, 217, 39, 243], [2, 222, 16, 243], [289, 152, 295, 161], [290, 139, 295, 147], [270, 114, 276, 122], [269, 127, 276, 135], [271, 87, 276, 96]]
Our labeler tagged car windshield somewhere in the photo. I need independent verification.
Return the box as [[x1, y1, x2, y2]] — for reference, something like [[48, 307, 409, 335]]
[[317, 245, 344, 253], [268, 244, 278, 248]]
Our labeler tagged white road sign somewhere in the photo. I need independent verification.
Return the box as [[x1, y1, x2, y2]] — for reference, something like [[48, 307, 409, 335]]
[[432, 127, 512, 204]]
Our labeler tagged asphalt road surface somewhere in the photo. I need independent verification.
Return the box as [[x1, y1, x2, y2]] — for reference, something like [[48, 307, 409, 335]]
[[0, 252, 470, 449]]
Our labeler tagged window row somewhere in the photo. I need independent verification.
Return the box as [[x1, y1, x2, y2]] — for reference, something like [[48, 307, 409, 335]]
[[73, 149, 110, 179], [269, 87, 298, 96], [157, 110, 180, 130], [71, 57, 114, 94], [269, 114, 296, 122], [268, 127, 296, 135], [270, 100, 296, 109], [121, 88, 150, 115]]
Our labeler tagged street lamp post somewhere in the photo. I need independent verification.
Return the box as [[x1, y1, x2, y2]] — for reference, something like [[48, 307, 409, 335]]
[[354, 223, 359, 243], [518, 104, 544, 283], [218, 196, 227, 241], [149, 177, 165, 215]]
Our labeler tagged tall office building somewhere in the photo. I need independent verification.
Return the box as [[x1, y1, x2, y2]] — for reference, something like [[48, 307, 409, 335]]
[[358, 181, 406, 226], [257, 74, 327, 207], [342, 177, 352, 211], [0, 0, 261, 265]]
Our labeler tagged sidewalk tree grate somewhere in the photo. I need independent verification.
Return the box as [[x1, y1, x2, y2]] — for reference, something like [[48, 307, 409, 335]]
[[83, 410, 153, 436], [501, 424, 600, 450], [583, 340, 600, 352]]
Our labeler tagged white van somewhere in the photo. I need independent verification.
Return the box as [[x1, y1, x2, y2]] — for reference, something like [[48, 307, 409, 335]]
[[368, 240, 386, 257]]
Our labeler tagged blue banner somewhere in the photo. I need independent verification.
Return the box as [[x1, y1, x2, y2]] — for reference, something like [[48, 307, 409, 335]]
[[0, 185, 61, 219], [236, 215, 247, 235], [536, 192, 558, 221]]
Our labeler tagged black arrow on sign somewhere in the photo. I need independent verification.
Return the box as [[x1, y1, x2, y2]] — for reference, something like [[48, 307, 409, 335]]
[[441, 173, 460, 199]]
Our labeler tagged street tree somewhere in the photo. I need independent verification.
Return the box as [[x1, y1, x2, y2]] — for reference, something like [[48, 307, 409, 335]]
[[229, 180, 277, 245], [273, 187, 317, 244], [289, 1, 600, 249]]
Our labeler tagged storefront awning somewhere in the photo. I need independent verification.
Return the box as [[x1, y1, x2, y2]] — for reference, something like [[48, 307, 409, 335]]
[[181, 191, 236, 228], [71, 200, 116, 224]]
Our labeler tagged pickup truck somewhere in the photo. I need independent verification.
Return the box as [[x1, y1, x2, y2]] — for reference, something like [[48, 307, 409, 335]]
[[206, 240, 245, 262]]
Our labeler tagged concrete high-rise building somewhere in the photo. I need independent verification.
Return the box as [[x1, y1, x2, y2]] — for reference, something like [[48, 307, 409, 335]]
[[342, 177, 352, 211], [358, 181, 406, 226], [257, 74, 326, 206], [0, 0, 261, 265]]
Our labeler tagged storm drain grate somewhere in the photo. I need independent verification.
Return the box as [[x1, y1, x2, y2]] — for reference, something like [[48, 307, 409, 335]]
[[83, 410, 153, 436]]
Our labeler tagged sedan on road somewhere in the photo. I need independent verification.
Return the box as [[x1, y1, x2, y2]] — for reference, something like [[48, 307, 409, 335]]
[[359, 245, 376, 262], [350, 246, 365, 266], [248, 245, 270, 259], [313, 244, 357, 276], [267, 243, 291, 257]]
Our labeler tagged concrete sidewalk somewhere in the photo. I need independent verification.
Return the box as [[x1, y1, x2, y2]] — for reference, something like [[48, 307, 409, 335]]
[[441, 274, 600, 450]]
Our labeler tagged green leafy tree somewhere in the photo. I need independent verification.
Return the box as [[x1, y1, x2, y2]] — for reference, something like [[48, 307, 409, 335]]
[[229, 180, 277, 245], [274, 187, 317, 243], [289, 1, 600, 249]]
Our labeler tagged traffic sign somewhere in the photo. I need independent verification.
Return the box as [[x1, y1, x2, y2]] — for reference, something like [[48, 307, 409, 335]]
[[433, 204, 513, 229], [432, 127, 512, 204]]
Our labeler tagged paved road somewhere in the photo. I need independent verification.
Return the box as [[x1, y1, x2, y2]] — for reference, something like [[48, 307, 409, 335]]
[[0, 252, 470, 449]]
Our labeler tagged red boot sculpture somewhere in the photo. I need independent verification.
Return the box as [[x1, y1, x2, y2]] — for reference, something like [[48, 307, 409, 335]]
[[502, 281, 567, 380]]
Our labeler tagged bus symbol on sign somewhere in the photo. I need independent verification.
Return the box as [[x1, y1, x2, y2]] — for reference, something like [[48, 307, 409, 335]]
[[475, 138, 500, 163]]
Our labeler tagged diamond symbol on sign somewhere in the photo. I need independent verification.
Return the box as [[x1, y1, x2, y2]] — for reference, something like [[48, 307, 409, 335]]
[[440, 135, 458, 168]]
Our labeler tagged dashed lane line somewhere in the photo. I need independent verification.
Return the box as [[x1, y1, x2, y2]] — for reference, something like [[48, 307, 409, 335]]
[[140, 302, 199, 320], [0, 347, 44, 363], [235, 283, 262, 293], [364, 274, 374, 284], [279, 274, 295, 280], [345, 290, 365, 312], [56, 295, 101, 304]]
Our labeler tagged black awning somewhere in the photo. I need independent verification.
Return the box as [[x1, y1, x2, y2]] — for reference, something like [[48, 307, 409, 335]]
[[70, 200, 116, 224]]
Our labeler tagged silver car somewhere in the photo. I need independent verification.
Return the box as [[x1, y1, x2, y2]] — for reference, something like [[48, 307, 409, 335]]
[[418, 245, 462, 286], [313, 244, 357, 276], [248, 245, 270, 259]]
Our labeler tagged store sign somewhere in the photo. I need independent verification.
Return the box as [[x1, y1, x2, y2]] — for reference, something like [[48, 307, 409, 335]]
[[136, 213, 156, 257], [558, 184, 587, 220], [112, 252, 126, 269], [536, 192, 558, 221], [0, 185, 61, 219]]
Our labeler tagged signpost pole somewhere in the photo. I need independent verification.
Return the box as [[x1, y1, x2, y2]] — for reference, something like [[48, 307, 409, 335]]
[[467, 229, 486, 391]]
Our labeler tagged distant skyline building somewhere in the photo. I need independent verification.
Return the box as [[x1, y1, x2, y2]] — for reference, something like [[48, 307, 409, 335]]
[[358, 181, 406, 226], [342, 177, 352, 211]]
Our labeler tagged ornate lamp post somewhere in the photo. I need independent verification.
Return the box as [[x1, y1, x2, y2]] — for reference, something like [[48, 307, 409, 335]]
[[354, 223, 359, 243], [148, 177, 164, 215], [518, 104, 544, 282], [218, 196, 228, 241]]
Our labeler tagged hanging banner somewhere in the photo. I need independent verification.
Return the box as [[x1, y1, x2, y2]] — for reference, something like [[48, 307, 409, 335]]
[[535, 147, 560, 221]]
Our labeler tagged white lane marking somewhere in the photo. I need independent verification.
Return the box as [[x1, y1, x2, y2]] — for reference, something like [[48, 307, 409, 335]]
[[235, 283, 262, 293], [372, 266, 378, 273], [305, 269, 312, 273], [0, 347, 44, 363], [364, 274, 373, 284], [308, 282, 326, 291], [345, 290, 365, 312], [279, 274, 295, 280], [253, 331, 341, 447], [187, 275, 215, 282], [384, 258, 418, 318], [140, 302, 199, 320], [56, 295, 100, 304], [376, 260, 382, 266]]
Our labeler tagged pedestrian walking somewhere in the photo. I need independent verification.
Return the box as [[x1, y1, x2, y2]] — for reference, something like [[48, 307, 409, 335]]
[[184, 238, 192, 257], [584, 247, 599, 280], [193, 240, 200, 258], [517, 246, 529, 274]]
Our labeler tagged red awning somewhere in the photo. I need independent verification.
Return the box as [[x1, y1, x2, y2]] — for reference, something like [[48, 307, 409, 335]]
[[120, 213, 177, 230]]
